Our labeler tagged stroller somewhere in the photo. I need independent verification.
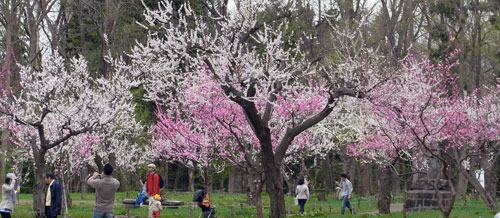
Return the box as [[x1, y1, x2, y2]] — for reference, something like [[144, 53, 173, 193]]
[[193, 189, 216, 218]]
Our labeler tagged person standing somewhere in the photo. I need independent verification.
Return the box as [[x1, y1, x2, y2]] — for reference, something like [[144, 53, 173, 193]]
[[295, 178, 309, 214], [87, 164, 120, 218], [145, 164, 160, 217], [44, 172, 62, 218], [0, 173, 17, 218], [149, 194, 163, 218], [339, 173, 352, 215]]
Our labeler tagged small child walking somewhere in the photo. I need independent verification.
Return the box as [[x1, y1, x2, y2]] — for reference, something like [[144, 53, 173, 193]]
[[150, 194, 163, 218]]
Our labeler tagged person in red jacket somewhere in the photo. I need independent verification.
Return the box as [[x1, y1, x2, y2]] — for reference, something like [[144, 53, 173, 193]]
[[146, 164, 160, 217]]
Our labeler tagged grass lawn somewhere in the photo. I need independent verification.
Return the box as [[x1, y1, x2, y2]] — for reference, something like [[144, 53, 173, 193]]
[[1, 191, 497, 217]]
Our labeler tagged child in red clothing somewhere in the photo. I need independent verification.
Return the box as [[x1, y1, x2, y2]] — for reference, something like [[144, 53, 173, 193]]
[[150, 194, 162, 218]]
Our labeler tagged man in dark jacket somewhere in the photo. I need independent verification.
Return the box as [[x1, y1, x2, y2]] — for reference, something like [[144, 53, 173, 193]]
[[44, 172, 62, 218]]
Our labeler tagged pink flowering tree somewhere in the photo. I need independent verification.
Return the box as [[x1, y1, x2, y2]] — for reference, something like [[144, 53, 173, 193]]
[[0, 54, 144, 217], [349, 50, 500, 217], [151, 75, 336, 217], [122, 1, 387, 216]]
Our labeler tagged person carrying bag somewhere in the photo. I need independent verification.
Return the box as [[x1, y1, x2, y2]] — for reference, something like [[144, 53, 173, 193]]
[[295, 178, 309, 214]]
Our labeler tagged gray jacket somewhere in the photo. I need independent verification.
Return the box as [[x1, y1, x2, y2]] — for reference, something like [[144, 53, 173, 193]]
[[296, 184, 309, 200], [0, 182, 16, 211], [87, 175, 120, 212]]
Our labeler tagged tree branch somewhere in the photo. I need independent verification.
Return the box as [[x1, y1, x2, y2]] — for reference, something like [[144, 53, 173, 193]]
[[43, 127, 88, 150], [275, 88, 366, 164]]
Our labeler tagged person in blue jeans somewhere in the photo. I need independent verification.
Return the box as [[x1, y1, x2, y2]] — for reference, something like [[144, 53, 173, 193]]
[[339, 174, 352, 215], [87, 164, 120, 218], [135, 185, 148, 208]]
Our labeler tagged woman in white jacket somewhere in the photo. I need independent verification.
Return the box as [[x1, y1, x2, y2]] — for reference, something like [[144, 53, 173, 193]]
[[0, 173, 17, 218], [295, 178, 309, 214]]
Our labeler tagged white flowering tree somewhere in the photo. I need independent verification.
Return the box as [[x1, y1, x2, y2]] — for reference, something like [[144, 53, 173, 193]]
[[123, 1, 386, 216], [0, 54, 146, 217]]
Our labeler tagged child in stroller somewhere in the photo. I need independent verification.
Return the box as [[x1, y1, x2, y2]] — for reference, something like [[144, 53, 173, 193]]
[[193, 189, 216, 218]]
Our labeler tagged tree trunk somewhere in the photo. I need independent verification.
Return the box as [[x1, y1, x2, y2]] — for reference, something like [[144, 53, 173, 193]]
[[299, 159, 308, 179], [60, 172, 72, 210], [0, 130, 8, 185], [369, 164, 375, 195], [228, 167, 245, 193], [80, 166, 88, 199], [120, 173, 129, 194], [94, 155, 104, 172], [219, 177, 225, 191], [434, 163, 455, 218], [188, 168, 195, 192], [281, 168, 295, 195], [456, 172, 468, 199], [32, 144, 47, 218], [391, 165, 401, 193], [246, 169, 264, 218], [161, 161, 169, 190], [261, 139, 285, 218], [173, 165, 182, 191], [203, 169, 213, 193], [457, 166, 498, 210], [0, 0, 18, 186], [255, 191, 264, 218], [77, 0, 90, 60], [322, 154, 334, 194], [378, 165, 392, 214], [359, 164, 371, 196], [343, 157, 357, 183], [481, 152, 499, 209], [484, 159, 498, 202], [471, 0, 482, 91]]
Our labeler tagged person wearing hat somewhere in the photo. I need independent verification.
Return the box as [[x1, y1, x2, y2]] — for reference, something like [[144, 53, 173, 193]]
[[145, 164, 160, 217], [0, 173, 17, 218]]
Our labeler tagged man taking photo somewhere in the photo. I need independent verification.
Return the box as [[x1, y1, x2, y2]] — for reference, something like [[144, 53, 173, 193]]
[[87, 164, 120, 218]]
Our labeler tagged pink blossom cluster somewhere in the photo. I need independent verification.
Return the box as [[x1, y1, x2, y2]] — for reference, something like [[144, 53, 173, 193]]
[[349, 50, 500, 165], [151, 74, 330, 169]]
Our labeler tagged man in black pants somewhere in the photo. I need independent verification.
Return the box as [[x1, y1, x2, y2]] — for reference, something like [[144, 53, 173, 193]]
[[44, 173, 62, 218]]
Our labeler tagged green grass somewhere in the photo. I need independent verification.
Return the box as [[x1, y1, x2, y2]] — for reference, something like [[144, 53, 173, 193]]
[[1, 192, 497, 217]]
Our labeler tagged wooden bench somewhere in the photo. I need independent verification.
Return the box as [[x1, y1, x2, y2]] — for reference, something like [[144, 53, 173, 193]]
[[122, 199, 184, 216]]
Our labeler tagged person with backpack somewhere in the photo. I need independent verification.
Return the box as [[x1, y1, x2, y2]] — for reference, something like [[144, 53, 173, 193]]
[[145, 164, 162, 217], [193, 189, 215, 218]]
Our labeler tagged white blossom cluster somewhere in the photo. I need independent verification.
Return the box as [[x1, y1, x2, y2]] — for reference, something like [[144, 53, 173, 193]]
[[0, 54, 151, 175]]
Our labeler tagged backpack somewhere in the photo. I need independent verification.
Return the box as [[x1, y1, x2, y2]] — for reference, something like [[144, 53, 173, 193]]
[[193, 189, 205, 202], [155, 173, 164, 189]]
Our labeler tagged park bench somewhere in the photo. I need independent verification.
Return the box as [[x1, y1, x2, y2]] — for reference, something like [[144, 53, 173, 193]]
[[122, 199, 184, 216]]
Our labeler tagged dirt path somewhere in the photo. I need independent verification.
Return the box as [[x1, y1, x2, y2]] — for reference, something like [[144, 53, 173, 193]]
[[364, 203, 404, 214]]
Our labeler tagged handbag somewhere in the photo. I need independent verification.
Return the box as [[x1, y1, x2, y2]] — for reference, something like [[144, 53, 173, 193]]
[[294, 197, 299, 206]]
